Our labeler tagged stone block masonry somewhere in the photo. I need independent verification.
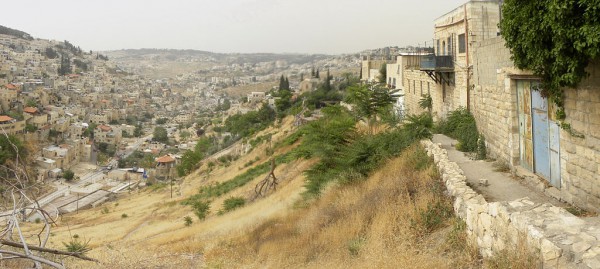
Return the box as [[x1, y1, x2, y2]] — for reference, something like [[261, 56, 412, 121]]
[[421, 139, 600, 269]]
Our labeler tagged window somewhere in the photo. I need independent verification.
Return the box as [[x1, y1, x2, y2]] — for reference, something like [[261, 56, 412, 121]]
[[447, 36, 452, 56], [436, 39, 440, 55], [442, 41, 446, 55], [458, 34, 466, 53]]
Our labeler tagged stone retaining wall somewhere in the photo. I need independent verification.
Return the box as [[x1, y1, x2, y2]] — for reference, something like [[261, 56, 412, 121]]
[[421, 140, 600, 269]]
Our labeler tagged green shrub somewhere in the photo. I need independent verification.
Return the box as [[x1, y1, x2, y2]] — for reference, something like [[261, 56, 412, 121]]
[[437, 108, 479, 152], [63, 237, 91, 254], [404, 113, 433, 139], [184, 216, 193, 226], [222, 197, 246, 213], [411, 199, 453, 237], [191, 200, 210, 220], [347, 237, 366, 256], [121, 213, 128, 218]]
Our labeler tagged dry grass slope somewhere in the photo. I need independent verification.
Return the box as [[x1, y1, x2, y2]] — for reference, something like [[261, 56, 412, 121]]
[[203, 145, 481, 269]]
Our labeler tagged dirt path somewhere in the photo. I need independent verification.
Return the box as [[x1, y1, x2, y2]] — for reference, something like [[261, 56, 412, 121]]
[[432, 134, 564, 206]]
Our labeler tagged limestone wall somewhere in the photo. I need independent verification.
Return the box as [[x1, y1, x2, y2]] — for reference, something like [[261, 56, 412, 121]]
[[471, 37, 600, 212], [560, 62, 600, 210], [422, 140, 600, 269], [470, 37, 518, 164]]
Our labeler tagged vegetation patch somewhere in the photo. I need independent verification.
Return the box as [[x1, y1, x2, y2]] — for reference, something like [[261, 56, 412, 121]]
[[484, 236, 540, 269], [436, 108, 481, 154], [220, 197, 246, 214]]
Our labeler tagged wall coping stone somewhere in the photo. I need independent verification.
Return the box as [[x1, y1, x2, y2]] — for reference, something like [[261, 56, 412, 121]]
[[421, 139, 600, 268]]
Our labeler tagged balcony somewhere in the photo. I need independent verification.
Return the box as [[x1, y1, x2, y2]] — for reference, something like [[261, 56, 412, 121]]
[[419, 54, 454, 71]]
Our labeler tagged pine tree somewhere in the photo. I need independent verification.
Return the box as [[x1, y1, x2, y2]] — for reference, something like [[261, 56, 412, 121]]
[[300, 73, 304, 81], [311, 67, 315, 78], [284, 77, 290, 90], [315, 69, 320, 79], [279, 75, 285, 90], [323, 69, 331, 92]]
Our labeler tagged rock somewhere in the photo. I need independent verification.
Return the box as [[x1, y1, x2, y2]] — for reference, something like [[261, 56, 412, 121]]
[[479, 178, 489, 186], [572, 241, 592, 253], [540, 238, 562, 261]]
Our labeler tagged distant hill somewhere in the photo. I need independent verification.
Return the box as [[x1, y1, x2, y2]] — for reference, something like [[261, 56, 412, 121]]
[[105, 48, 330, 65], [0, 25, 33, 40]]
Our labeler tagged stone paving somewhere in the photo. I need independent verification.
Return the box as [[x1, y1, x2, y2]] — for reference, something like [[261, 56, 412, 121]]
[[422, 138, 600, 269]]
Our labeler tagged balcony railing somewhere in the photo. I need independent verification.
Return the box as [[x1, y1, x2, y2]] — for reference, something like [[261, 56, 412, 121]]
[[419, 54, 454, 71]]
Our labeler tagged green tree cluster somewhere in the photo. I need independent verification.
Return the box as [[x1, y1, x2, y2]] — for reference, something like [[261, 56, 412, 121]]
[[153, 127, 169, 143], [63, 170, 75, 181], [58, 56, 71, 76], [279, 75, 290, 90], [44, 47, 59, 59], [224, 104, 275, 138]]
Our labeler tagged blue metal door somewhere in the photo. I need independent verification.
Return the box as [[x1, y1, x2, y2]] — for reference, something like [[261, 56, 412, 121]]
[[531, 88, 551, 181]]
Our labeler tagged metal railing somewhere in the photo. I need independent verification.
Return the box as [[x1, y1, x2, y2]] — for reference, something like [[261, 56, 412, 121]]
[[420, 54, 454, 71]]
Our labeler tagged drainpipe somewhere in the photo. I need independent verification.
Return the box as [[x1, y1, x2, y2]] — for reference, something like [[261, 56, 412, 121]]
[[464, 4, 471, 111]]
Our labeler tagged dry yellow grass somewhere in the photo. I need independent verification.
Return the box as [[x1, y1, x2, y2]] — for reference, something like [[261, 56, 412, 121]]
[[200, 145, 481, 269], [17, 118, 482, 268]]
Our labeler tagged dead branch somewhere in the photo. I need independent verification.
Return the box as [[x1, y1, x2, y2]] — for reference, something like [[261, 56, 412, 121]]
[[254, 158, 278, 198], [0, 239, 98, 262], [0, 249, 65, 269]]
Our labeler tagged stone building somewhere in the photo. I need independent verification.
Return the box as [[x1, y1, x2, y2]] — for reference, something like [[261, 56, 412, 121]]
[[155, 154, 176, 181], [470, 36, 600, 212], [412, 0, 600, 211], [94, 124, 122, 146], [360, 55, 392, 83], [410, 0, 501, 119]]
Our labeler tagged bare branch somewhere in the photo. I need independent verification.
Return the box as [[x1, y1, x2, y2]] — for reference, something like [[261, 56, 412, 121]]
[[0, 249, 65, 269], [1, 239, 99, 262]]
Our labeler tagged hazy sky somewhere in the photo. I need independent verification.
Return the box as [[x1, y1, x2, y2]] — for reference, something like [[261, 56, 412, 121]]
[[4, 0, 466, 54]]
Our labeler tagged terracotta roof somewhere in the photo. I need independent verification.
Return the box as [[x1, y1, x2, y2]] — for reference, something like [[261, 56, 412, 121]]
[[0, 115, 13, 122], [156, 155, 175, 163], [23, 107, 37, 114], [4, 84, 17, 90], [98, 125, 112, 132]]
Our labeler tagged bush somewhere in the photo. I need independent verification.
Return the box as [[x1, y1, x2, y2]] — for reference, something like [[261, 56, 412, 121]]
[[121, 213, 128, 218], [63, 237, 91, 254], [63, 170, 75, 181], [437, 108, 479, 152], [411, 199, 453, 237], [191, 200, 210, 220], [184, 216, 193, 226], [404, 113, 433, 139], [222, 197, 246, 213]]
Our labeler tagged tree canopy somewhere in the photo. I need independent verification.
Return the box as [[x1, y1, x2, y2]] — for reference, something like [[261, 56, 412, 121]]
[[500, 0, 600, 121], [153, 126, 169, 143]]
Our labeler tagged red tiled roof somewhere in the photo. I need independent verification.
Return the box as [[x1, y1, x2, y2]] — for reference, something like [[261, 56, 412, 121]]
[[23, 107, 37, 114], [98, 125, 112, 132], [0, 115, 13, 122], [4, 84, 17, 90], [156, 155, 175, 163]]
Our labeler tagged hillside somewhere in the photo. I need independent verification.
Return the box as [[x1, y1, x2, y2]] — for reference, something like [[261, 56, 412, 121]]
[[0, 25, 33, 40], [12, 108, 493, 268]]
